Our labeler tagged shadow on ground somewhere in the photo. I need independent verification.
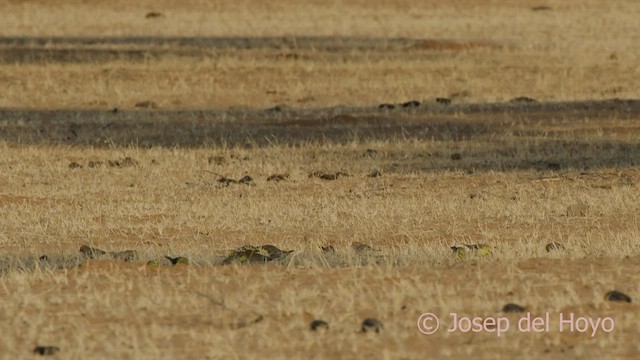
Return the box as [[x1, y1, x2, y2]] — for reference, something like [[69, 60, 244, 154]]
[[0, 36, 502, 63], [1, 99, 639, 172]]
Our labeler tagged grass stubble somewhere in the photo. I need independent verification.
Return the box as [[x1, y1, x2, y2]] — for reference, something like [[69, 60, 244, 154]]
[[1, 0, 640, 359]]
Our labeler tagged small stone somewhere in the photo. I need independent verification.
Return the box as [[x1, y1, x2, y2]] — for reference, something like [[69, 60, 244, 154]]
[[401, 100, 420, 108], [604, 290, 631, 303], [502, 303, 526, 313], [510, 96, 537, 103], [319, 173, 337, 180], [378, 103, 395, 110], [33, 345, 60, 356], [531, 6, 552, 11], [310, 320, 329, 331], [361, 318, 383, 333], [545, 242, 565, 252], [145, 11, 163, 19], [238, 175, 253, 184]]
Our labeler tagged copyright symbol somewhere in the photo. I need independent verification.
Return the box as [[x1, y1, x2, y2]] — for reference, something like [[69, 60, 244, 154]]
[[417, 313, 439, 335]]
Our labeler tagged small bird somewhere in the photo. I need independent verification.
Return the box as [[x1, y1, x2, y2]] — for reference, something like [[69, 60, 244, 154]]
[[545, 242, 565, 252], [33, 345, 60, 356], [266, 174, 289, 182], [222, 245, 293, 265], [604, 290, 631, 303], [79, 245, 107, 259], [451, 244, 492, 258], [111, 250, 138, 262], [310, 320, 329, 332], [361, 318, 383, 333], [165, 256, 189, 265], [321, 245, 336, 253], [260, 245, 294, 260], [352, 242, 378, 254], [222, 246, 268, 265]]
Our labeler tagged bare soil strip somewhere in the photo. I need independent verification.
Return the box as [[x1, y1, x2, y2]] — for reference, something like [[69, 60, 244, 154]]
[[1, 100, 638, 168], [0, 36, 500, 64], [0, 36, 448, 48]]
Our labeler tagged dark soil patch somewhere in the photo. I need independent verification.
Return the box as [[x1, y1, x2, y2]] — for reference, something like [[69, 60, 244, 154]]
[[0, 36, 506, 64], [2, 99, 640, 172]]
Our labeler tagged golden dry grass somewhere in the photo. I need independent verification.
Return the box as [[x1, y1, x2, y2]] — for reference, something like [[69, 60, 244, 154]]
[[2, 133, 640, 358], [1, 0, 640, 359], [0, 0, 639, 109]]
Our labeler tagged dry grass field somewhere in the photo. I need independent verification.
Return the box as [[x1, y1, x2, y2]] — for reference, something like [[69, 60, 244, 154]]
[[1, 0, 640, 359]]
